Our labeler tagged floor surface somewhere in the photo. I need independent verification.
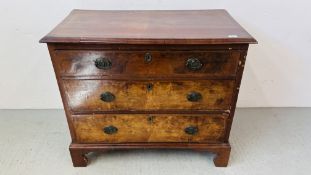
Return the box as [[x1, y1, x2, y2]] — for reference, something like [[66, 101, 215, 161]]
[[0, 108, 310, 175]]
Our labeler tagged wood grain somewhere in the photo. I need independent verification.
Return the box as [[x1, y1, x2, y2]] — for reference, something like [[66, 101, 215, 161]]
[[40, 9, 257, 44], [62, 80, 235, 112], [54, 50, 240, 78], [41, 9, 257, 167], [72, 114, 227, 143]]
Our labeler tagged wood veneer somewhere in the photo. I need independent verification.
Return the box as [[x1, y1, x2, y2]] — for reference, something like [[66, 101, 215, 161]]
[[63, 79, 235, 112], [72, 114, 227, 143], [41, 9, 257, 167]]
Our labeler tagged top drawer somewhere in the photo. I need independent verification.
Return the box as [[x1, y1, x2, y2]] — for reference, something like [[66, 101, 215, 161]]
[[53, 50, 240, 78]]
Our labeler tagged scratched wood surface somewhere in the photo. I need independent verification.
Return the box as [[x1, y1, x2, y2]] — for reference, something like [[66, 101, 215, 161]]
[[62, 80, 235, 112], [40, 10, 257, 44], [72, 114, 227, 143]]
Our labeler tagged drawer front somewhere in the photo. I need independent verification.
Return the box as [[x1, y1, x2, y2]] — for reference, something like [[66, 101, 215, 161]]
[[54, 50, 240, 77], [63, 80, 235, 112], [72, 114, 227, 143]]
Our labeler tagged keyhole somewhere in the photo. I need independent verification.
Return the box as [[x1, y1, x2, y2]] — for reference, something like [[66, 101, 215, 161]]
[[144, 53, 152, 63], [146, 83, 153, 91], [147, 116, 155, 124]]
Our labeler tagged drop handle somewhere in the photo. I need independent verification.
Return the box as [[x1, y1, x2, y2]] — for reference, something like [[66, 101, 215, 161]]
[[94, 58, 112, 70], [187, 91, 202, 102], [100, 92, 115, 102], [186, 58, 203, 71], [103, 125, 118, 134], [184, 126, 199, 135]]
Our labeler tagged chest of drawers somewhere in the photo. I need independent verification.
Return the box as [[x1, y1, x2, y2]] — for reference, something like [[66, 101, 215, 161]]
[[40, 9, 256, 167]]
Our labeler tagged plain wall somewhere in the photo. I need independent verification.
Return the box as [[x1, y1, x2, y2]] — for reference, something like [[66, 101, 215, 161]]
[[0, 0, 310, 109]]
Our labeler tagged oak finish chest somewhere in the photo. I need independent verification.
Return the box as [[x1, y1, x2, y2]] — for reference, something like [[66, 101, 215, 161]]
[[40, 9, 256, 167]]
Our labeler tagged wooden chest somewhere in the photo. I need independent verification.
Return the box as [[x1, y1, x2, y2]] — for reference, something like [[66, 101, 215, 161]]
[[40, 9, 256, 167]]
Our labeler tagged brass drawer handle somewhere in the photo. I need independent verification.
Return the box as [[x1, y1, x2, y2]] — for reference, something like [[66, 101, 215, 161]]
[[184, 126, 199, 135], [94, 58, 112, 70], [187, 91, 202, 102], [186, 58, 203, 70], [103, 125, 118, 134], [100, 92, 115, 102]]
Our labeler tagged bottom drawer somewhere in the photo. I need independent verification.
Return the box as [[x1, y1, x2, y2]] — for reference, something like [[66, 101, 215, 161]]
[[72, 114, 227, 143]]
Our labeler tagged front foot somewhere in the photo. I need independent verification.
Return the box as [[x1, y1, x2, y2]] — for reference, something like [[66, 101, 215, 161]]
[[69, 148, 88, 167], [194, 143, 231, 167], [213, 147, 231, 167]]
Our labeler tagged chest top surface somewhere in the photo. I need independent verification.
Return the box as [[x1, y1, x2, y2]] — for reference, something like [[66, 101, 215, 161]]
[[40, 9, 257, 45]]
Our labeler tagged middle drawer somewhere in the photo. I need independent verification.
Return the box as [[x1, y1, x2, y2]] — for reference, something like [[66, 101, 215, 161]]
[[63, 79, 235, 112]]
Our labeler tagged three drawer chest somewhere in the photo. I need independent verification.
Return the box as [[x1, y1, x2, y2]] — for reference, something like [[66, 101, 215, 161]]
[[40, 9, 257, 167]]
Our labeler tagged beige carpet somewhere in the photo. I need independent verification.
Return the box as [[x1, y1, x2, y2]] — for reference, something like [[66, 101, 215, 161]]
[[0, 108, 310, 175]]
